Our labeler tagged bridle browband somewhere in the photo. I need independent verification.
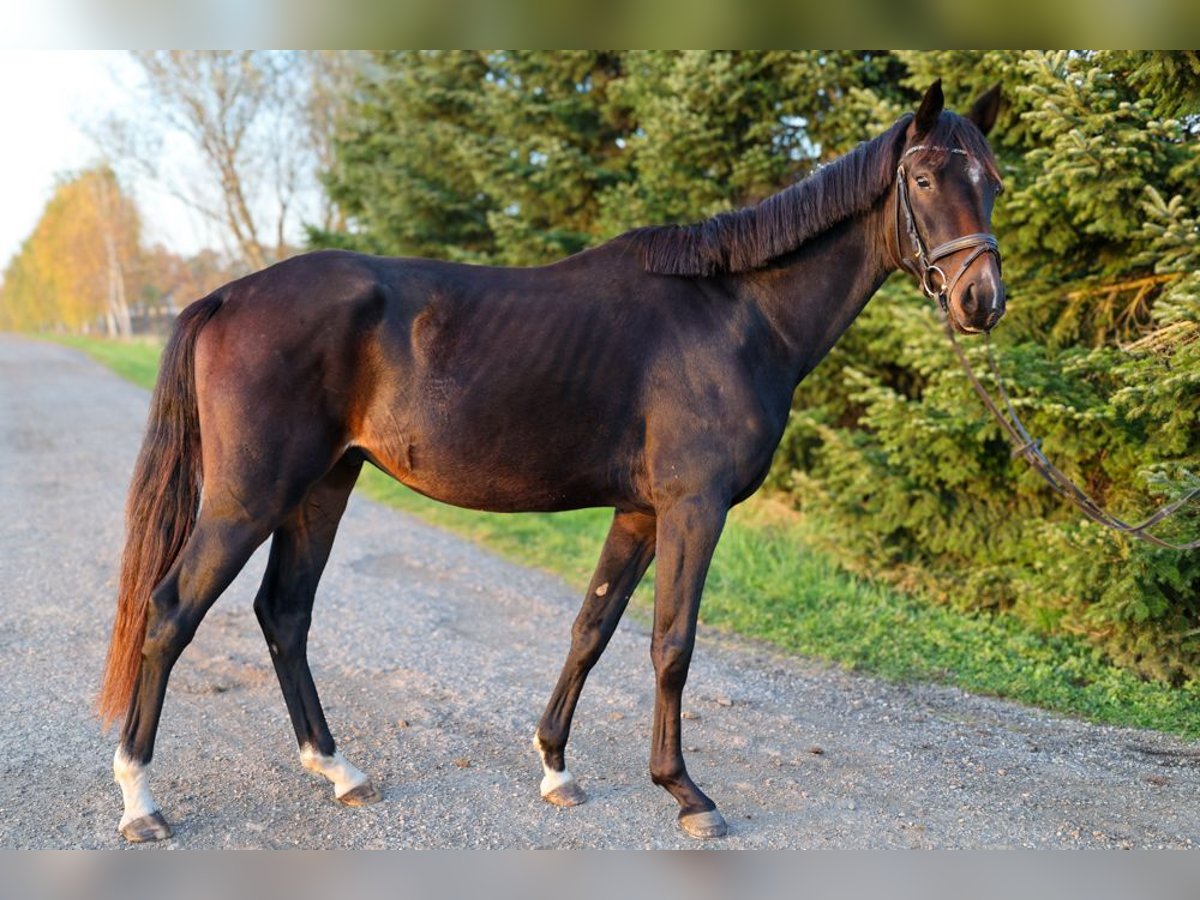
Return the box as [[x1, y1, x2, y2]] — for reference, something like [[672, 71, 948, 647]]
[[895, 144, 1001, 317]]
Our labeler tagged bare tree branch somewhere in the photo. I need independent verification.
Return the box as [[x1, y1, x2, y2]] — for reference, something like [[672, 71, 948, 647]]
[[88, 51, 365, 270]]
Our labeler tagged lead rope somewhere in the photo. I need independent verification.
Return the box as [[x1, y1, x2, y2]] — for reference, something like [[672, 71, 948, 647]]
[[941, 318, 1200, 550]]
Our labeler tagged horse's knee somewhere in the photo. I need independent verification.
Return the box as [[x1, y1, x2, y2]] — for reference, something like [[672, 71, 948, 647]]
[[651, 635, 692, 691], [569, 623, 606, 670]]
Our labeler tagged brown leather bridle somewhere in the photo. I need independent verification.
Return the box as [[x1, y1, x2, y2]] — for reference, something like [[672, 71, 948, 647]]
[[895, 144, 1001, 318]]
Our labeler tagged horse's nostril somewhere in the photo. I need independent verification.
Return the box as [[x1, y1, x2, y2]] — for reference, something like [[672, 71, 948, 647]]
[[960, 282, 979, 317]]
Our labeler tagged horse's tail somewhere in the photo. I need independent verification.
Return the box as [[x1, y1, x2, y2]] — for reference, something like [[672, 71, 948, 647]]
[[97, 293, 224, 728]]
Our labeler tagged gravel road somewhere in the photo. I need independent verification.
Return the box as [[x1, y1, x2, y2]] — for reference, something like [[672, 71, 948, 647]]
[[3, 332, 1200, 849]]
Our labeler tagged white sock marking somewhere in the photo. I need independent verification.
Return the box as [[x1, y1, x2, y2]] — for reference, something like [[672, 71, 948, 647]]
[[532, 735, 576, 796], [113, 748, 158, 829], [300, 745, 369, 798], [540, 766, 576, 795]]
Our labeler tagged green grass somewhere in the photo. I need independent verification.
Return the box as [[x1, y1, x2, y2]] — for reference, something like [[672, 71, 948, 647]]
[[56, 332, 1200, 738], [51, 333, 163, 389]]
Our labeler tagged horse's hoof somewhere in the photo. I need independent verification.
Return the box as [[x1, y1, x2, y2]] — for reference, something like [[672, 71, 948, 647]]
[[337, 781, 382, 807], [542, 779, 588, 807], [120, 810, 172, 843], [679, 808, 728, 839]]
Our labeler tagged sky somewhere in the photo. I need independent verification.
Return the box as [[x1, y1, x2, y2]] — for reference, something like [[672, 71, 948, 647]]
[[0, 50, 206, 271]]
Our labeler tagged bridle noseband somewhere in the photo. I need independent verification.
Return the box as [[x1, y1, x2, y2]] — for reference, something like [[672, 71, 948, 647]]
[[895, 145, 1001, 315]]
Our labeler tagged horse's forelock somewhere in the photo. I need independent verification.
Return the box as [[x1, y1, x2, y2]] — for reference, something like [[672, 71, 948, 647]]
[[905, 112, 1001, 183]]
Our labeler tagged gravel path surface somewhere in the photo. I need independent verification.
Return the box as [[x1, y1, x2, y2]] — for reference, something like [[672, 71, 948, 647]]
[[3, 332, 1200, 849]]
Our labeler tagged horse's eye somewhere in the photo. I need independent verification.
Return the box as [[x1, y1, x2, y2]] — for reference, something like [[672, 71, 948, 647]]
[[914, 175, 932, 190]]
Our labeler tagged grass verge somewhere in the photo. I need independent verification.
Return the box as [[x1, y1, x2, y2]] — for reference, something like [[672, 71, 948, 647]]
[[50, 333, 164, 388], [54, 332, 1200, 738]]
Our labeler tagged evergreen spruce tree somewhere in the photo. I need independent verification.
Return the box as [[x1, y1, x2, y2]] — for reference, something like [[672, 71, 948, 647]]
[[321, 50, 633, 265], [595, 51, 910, 235], [319, 51, 499, 262]]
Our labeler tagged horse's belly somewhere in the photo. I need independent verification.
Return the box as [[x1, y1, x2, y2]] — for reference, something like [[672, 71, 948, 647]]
[[371, 453, 619, 513], [359, 411, 636, 513]]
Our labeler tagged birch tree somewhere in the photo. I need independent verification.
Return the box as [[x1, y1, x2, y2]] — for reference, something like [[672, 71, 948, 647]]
[[99, 51, 339, 271], [0, 167, 141, 335]]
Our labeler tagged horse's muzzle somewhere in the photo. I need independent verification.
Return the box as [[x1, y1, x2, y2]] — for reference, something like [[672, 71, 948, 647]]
[[956, 271, 1005, 333]]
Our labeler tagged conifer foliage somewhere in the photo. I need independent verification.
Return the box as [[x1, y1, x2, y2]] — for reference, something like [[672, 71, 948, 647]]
[[321, 51, 1200, 681]]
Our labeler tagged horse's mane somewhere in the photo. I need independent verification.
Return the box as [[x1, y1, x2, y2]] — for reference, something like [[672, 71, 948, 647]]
[[626, 111, 993, 277]]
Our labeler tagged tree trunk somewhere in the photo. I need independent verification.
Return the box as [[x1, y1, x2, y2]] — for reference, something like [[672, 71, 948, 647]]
[[103, 230, 133, 338]]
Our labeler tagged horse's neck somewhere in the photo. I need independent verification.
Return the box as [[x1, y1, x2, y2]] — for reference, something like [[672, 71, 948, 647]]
[[736, 200, 897, 384]]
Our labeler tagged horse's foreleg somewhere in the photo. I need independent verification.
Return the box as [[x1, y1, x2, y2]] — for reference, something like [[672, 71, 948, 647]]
[[253, 455, 381, 807], [114, 512, 271, 842], [534, 509, 655, 806], [649, 495, 728, 839]]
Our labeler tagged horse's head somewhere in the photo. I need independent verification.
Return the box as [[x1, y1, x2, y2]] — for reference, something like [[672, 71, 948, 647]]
[[896, 80, 1005, 334]]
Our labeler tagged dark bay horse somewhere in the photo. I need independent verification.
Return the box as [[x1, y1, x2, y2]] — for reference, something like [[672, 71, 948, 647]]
[[99, 81, 1005, 842]]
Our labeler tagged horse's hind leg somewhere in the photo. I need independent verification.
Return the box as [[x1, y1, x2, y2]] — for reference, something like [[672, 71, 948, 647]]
[[114, 508, 276, 842], [252, 453, 381, 807], [534, 510, 655, 806]]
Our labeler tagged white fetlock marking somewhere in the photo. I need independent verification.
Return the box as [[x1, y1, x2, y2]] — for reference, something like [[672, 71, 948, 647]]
[[113, 748, 158, 829], [540, 766, 576, 796], [300, 745, 369, 798], [533, 736, 575, 797]]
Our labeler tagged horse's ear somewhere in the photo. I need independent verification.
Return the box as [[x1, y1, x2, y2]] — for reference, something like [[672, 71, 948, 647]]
[[968, 84, 1002, 136], [912, 80, 944, 136]]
